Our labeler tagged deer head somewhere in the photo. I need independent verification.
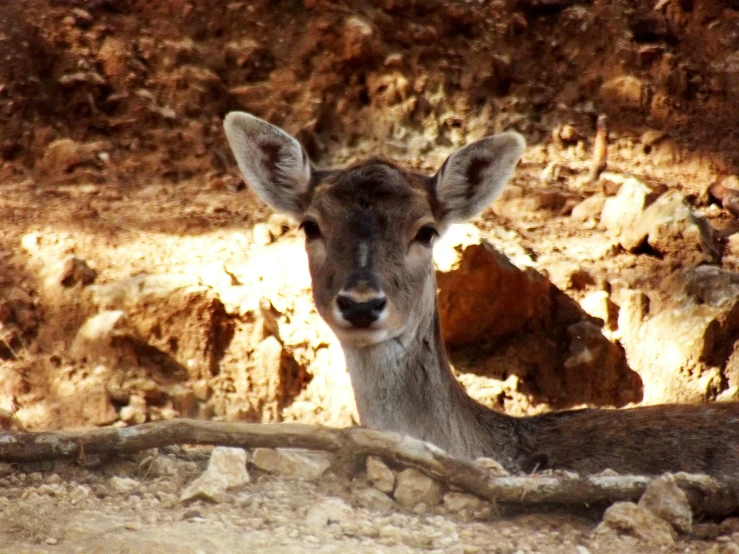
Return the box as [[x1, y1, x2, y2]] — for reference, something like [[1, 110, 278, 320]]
[[224, 112, 525, 349]]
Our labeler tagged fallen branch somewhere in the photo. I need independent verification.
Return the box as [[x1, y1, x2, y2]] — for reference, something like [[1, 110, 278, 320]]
[[1, 419, 735, 515]]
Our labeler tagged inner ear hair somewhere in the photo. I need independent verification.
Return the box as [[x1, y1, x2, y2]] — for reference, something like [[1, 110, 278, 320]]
[[223, 111, 312, 216], [434, 132, 526, 225]]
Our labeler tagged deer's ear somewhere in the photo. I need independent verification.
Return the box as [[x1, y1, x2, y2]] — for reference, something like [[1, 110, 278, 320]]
[[433, 132, 525, 225], [224, 111, 312, 216]]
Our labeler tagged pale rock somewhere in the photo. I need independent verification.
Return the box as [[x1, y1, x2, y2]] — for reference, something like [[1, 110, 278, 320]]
[[120, 395, 147, 425], [58, 255, 97, 287], [600, 177, 655, 246], [639, 474, 692, 533], [393, 469, 442, 510], [635, 190, 719, 265], [109, 476, 140, 495], [267, 213, 291, 238], [353, 487, 394, 513], [180, 447, 249, 502], [366, 456, 395, 493], [305, 497, 354, 527], [252, 223, 273, 246], [342, 16, 375, 61], [579, 290, 618, 330], [88, 274, 227, 381], [597, 501, 675, 548], [563, 320, 636, 400], [251, 448, 332, 479], [600, 75, 646, 109], [69, 485, 91, 505], [571, 194, 605, 222], [39, 138, 108, 174], [618, 268, 739, 403], [443, 491, 483, 513]]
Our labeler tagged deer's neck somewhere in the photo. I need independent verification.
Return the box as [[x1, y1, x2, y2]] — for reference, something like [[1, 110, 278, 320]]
[[341, 293, 523, 465]]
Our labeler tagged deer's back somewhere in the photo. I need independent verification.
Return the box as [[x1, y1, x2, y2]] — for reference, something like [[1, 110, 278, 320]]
[[521, 402, 739, 480]]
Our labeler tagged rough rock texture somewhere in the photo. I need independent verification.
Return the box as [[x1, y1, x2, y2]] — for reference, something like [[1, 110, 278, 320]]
[[634, 191, 719, 265], [393, 469, 442, 510], [251, 448, 332, 480], [596, 501, 675, 549], [305, 497, 355, 527], [436, 237, 550, 348], [88, 274, 233, 381], [366, 456, 395, 494], [180, 447, 249, 502], [436, 229, 642, 409], [638, 474, 693, 534], [617, 267, 739, 403], [600, 176, 658, 249]]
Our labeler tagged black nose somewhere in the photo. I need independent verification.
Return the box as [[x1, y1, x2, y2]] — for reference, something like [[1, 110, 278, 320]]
[[336, 295, 387, 328]]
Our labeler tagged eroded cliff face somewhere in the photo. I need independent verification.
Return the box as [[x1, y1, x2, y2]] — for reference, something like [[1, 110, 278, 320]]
[[0, 0, 738, 431]]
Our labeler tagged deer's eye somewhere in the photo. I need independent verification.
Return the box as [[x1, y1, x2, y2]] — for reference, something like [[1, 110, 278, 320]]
[[414, 225, 438, 247], [299, 219, 322, 240]]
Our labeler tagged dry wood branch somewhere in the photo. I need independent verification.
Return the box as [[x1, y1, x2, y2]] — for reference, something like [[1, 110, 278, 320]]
[[1, 420, 736, 515]]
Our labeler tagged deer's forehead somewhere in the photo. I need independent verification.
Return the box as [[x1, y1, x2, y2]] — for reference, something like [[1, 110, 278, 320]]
[[308, 162, 433, 225]]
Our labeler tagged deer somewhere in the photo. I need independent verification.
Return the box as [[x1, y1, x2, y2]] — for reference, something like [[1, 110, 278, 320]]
[[223, 111, 739, 482]]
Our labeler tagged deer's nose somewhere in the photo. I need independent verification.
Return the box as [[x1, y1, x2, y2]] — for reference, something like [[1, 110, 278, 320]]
[[336, 294, 387, 328]]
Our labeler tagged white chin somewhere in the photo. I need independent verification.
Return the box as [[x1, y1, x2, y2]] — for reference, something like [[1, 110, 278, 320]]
[[332, 327, 394, 348]]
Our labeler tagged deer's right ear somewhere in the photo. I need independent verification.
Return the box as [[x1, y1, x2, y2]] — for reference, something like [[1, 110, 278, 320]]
[[223, 111, 312, 217]]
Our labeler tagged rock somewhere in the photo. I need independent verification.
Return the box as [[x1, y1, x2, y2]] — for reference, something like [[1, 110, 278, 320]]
[[119, 395, 147, 425], [617, 268, 739, 403], [366, 456, 395, 493], [579, 290, 618, 330], [305, 497, 354, 527], [600, 176, 656, 248], [251, 448, 332, 479], [98, 37, 129, 87], [89, 274, 231, 380], [563, 321, 636, 401], [709, 176, 739, 219], [435, 235, 551, 348], [556, 123, 581, 144], [341, 16, 376, 62], [600, 75, 647, 110], [443, 492, 483, 513], [58, 71, 107, 88], [39, 139, 107, 174], [109, 476, 140, 495], [181, 447, 249, 502], [224, 38, 262, 67], [353, 487, 394, 513], [58, 255, 97, 287], [252, 223, 273, 246], [71, 311, 187, 390], [641, 129, 667, 147], [71, 8, 94, 25], [169, 386, 198, 418], [393, 469, 442, 510], [267, 213, 292, 238], [57, 382, 118, 427], [636, 190, 719, 265], [571, 194, 605, 222], [639, 474, 692, 533], [597, 501, 675, 548]]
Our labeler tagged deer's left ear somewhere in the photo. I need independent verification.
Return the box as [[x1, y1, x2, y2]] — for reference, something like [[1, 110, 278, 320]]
[[433, 132, 525, 225], [224, 111, 312, 217]]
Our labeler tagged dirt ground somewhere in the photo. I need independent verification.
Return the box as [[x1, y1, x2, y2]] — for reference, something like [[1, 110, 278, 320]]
[[1, 0, 739, 551]]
